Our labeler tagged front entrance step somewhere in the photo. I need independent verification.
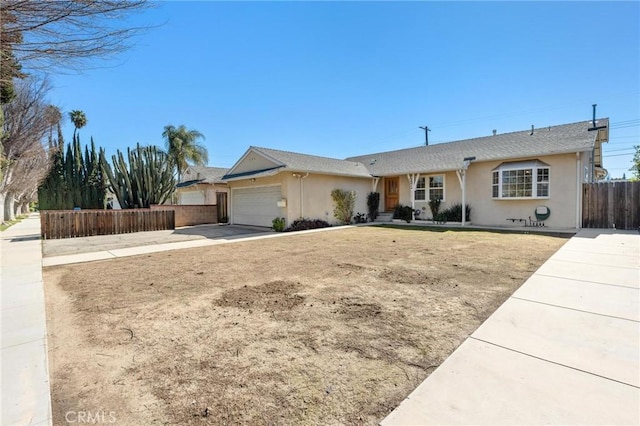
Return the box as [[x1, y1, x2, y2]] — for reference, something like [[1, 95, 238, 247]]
[[375, 212, 393, 222]]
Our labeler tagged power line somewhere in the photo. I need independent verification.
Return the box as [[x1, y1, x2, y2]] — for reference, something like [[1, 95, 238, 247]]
[[603, 152, 634, 158], [604, 147, 636, 153]]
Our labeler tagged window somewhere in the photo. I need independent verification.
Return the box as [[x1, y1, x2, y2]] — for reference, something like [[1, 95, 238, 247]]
[[492, 160, 550, 199], [414, 175, 445, 201], [415, 178, 426, 201], [429, 176, 444, 201]]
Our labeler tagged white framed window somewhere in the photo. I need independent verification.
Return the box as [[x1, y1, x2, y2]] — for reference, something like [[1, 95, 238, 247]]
[[492, 160, 550, 199], [415, 177, 426, 201], [415, 175, 445, 201]]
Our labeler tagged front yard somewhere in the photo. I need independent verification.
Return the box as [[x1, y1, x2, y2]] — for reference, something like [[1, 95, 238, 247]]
[[44, 226, 566, 425]]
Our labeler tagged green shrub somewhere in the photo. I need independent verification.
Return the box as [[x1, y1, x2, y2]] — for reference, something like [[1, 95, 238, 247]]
[[331, 189, 356, 225], [367, 192, 380, 222], [272, 217, 286, 232], [428, 197, 441, 221], [393, 204, 413, 223], [440, 203, 472, 222], [285, 218, 331, 232], [434, 212, 448, 223]]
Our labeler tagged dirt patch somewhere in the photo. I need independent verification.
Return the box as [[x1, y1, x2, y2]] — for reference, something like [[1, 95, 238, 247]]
[[215, 280, 305, 311], [45, 226, 566, 425]]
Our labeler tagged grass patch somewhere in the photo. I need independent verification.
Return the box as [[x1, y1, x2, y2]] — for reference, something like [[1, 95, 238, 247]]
[[0, 214, 28, 232]]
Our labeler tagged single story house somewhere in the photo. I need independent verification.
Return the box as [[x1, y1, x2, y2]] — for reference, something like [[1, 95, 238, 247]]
[[176, 166, 229, 206], [222, 119, 609, 229]]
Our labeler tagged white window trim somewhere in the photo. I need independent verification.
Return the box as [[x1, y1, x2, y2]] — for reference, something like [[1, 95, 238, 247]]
[[492, 161, 550, 200], [415, 174, 445, 202]]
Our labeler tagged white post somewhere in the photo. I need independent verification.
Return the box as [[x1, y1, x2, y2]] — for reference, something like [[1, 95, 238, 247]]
[[461, 170, 466, 226], [407, 173, 420, 221], [456, 169, 466, 226]]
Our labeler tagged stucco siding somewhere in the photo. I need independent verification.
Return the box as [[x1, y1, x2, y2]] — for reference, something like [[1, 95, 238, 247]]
[[228, 172, 372, 226], [231, 152, 280, 175], [385, 153, 580, 228], [464, 153, 580, 228], [393, 171, 461, 216], [177, 184, 227, 205], [285, 174, 372, 225], [227, 152, 583, 229]]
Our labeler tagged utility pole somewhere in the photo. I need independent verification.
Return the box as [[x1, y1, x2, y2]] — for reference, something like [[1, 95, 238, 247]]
[[419, 125, 430, 146]]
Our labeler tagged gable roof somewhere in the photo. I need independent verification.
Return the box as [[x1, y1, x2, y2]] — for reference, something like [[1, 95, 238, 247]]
[[223, 146, 371, 180], [347, 119, 608, 176], [182, 166, 229, 184]]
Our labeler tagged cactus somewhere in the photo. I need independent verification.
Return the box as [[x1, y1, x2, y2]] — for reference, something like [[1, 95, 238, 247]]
[[38, 132, 106, 209], [101, 143, 175, 209]]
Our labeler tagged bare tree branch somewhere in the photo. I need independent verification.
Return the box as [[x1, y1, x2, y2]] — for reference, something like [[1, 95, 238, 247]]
[[1, 0, 153, 85]]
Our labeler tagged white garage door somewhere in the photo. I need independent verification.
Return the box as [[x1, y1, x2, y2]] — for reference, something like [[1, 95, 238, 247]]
[[232, 186, 282, 227], [179, 190, 205, 205]]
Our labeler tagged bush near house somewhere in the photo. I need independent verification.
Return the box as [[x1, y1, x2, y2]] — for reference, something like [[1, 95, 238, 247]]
[[367, 192, 380, 222], [353, 212, 367, 224], [440, 203, 472, 222], [428, 198, 441, 220], [285, 218, 331, 232], [272, 217, 286, 232], [331, 189, 356, 225], [393, 204, 413, 223]]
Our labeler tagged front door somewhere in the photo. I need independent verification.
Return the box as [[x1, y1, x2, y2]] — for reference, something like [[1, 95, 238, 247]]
[[384, 177, 399, 211]]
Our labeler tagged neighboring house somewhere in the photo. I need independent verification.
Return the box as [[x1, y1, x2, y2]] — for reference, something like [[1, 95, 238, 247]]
[[176, 166, 229, 206], [222, 119, 609, 229]]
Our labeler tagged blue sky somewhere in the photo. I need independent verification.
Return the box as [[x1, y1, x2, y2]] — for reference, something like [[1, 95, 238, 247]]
[[50, 1, 639, 178]]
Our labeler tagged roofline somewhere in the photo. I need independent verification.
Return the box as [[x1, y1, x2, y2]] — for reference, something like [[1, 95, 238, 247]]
[[348, 118, 607, 160], [285, 168, 373, 179], [368, 148, 593, 176], [176, 179, 204, 188], [224, 147, 286, 177], [222, 165, 285, 181]]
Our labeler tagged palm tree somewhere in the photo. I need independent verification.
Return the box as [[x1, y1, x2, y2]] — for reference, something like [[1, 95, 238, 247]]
[[162, 124, 208, 181], [44, 105, 62, 150], [69, 110, 87, 139]]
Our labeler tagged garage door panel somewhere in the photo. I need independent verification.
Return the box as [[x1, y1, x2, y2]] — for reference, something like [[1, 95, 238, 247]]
[[232, 186, 281, 227]]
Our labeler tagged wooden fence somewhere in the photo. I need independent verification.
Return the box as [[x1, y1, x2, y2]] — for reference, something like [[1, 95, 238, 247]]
[[40, 209, 175, 239], [149, 204, 217, 227], [582, 181, 640, 230]]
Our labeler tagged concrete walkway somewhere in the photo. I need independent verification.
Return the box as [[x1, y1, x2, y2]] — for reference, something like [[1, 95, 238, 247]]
[[382, 229, 640, 425], [43, 224, 354, 267], [1, 214, 51, 426]]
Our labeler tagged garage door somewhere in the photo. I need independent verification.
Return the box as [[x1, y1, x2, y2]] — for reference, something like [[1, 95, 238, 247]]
[[179, 190, 205, 205], [232, 186, 282, 227]]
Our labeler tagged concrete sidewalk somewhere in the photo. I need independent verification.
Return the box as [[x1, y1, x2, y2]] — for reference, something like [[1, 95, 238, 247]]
[[382, 229, 640, 425], [1, 214, 52, 426]]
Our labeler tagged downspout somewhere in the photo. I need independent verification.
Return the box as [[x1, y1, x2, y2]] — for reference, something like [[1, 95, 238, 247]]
[[576, 152, 581, 229], [300, 173, 309, 218]]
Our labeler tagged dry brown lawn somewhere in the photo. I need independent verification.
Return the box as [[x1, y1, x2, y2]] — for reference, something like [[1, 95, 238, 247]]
[[44, 226, 567, 425]]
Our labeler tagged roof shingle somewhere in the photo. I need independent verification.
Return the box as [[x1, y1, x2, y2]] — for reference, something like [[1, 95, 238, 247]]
[[250, 146, 372, 178], [347, 119, 608, 176]]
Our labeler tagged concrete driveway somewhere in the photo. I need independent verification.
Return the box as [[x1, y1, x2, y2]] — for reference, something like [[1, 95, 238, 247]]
[[42, 224, 272, 258]]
